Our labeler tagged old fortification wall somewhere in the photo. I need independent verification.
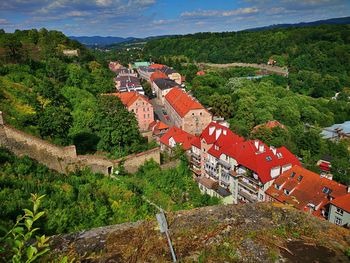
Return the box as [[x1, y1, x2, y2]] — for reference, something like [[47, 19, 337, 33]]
[[0, 111, 160, 175]]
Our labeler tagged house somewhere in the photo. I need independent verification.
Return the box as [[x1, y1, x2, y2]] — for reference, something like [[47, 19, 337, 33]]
[[150, 71, 168, 94], [196, 70, 206, 76], [149, 120, 169, 139], [160, 126, 197, 155], [62, 49, 79, 57], [252, 120, 286, 133], [265, 165, 348, 222], [137, 66, 156, 81], [115, 68, 138, 78], [109, 61, 124, 72], [159, 67, 182, 84], [328, 193, 350, 227], [114, 76, 144, 94], [133, 61, 150, 69], [110, 92, 154, 131], [190, 122, 300, 204], [321, 121, 350, 141], [164, 88, 212, 135], [153, 78, 180, 103], [149, 63, 166, 70]]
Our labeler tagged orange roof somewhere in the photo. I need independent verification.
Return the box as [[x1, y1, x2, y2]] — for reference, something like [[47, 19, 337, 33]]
[[149, 120, 169, 135], [253, 120, 286, 132], [108, 92, 150, 108], [149, 63, 166, 69], [165, 88, 206, 118], [330, 193, 350, 213], [196, 70, 205, 76], [160, 126, 198, 151], [150, 71, 168, 82], [266, 165, 348, 217]]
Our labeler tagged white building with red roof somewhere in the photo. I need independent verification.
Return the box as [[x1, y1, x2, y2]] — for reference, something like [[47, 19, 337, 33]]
[[190, 121, 300, 204], [160, 126, 197, 154], [266, 165, 349, 226], [164, 88, 212, 135]]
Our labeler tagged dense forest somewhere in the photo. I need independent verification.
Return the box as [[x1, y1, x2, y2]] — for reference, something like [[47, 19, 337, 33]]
[[0, 148, 219, 235], [144, 25, 350, 98], [0, 29, 151, 156]]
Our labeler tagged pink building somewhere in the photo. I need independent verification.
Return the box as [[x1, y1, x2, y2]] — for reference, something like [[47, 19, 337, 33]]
[[113, 92, 154, 131]]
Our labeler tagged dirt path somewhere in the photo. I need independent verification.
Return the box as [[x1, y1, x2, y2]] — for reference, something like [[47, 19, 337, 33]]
[[199, 62, 289, 76]]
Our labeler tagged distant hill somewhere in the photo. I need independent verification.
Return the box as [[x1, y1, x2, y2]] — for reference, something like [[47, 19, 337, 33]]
[[68, 36, 137, 46], [246, 16, 350, 31]]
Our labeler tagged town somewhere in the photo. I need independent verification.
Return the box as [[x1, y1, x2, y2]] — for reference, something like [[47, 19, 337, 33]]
[[108, 60, 350, 228]]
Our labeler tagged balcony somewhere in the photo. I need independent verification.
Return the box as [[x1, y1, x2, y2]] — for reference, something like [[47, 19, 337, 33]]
[[191, 166, 201, 175], [238, 189, 258, 203], [218, 159, 231, 169], [191, 151, 201, 159], [238, 179, 259, 193]]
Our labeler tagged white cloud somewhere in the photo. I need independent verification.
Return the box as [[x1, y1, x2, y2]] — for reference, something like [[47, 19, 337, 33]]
[[0, 18, 10, 25], [181, 7, 259, 18]]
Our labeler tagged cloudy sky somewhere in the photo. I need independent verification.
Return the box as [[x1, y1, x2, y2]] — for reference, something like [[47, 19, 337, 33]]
[[0, 0, 349, 37]]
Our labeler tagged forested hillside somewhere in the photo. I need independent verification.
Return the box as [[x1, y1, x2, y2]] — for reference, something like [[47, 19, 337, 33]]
[[144, 25, 350, 97], [0, 29, 148, 156], [0, 148, 218, 235]]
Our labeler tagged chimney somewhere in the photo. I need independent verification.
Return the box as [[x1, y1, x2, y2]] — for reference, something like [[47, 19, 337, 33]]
[[270, 146, 277, 155], [259, 144, 265, 153], [0, 111, 4, 125], [209, 126, 215, 135], [254, 140, 259, 150], [216, 128, 222, 140]]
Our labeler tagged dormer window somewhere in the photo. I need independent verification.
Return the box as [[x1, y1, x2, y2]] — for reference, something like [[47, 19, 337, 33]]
[[290, 172, 296, 178], [276, 152, 283, 159], [297, 175, 303, 182], [275, 183, 280, 190], [284, 189, 290, 195], [214, 145, 219, 151], [266, 156, 272, 161]]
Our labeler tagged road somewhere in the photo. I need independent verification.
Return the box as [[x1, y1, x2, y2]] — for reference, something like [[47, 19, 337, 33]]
[[197, 62, 289, 77], [150, 98, 174, 127]]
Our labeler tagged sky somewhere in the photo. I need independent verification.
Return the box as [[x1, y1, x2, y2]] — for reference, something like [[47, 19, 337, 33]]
[[0, 0, 349, 37]]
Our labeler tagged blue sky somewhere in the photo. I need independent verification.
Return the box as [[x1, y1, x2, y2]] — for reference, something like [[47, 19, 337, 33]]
[[0, 0, 349, 37]]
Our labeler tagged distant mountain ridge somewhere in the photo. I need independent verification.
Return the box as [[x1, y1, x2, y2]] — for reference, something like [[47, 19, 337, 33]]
[[246, 16, 350, 31], [70, 16, 350, 47]]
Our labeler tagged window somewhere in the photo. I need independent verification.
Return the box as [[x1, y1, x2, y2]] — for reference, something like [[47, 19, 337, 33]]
[[322, 187, 332, 195], [284, 189, 290, 195], [297, 175, 303, 182], [290, 172, 296, 178], [277, 152, 283, 158], [144, 114, 146, 118], [336, 207, 344, 215], [192, 113, 194, 116], [259, 194, 264, 200], [335, 217, 342, 226], [148, 114, 150, 118], [200, 112, 202, 116], [266, 156, 272, 161], [275, 184, 280, 190], [135, 109, 138, 113]]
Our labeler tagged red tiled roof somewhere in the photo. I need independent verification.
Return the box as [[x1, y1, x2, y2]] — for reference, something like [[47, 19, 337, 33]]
[[227, 140, 300, 184], [330, 193, 350, 213], [149, 63, 166, 69], [165, 88, 206, 118], [196, 70, 205, 76], [253, 120, 286, 132], [108, 92, 150, 108], [150, 71, 168, 82], [149, 120, 169, 135], [200, 122, 243, 145], [191, 136, 201, 149], [266, 165, 348, 217], [160, 126, 198, 151]]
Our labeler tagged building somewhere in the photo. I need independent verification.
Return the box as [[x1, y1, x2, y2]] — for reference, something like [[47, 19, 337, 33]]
[[196, 70, 206, 76], [321, 121, 350, 141], [265, 165, 349, 223], [133, 61, 151, 69], [160, 126, 197, 155], [109, 61, 124, 72], [328, 193, 350, 227], [111, 92, 154, 131], [150, 71, 168, 94], [115, 68, 138, 78], [252, 120, 286, 133], [114, 75, 144, 94], [153, 78, 179, 103], [164, 88, 212, 135], [62, 49, 79, 57], [159, 67, 182, 84], [149, 120, 169, 139], [137, 66, 156, 81], [190, 122, 300, 204]]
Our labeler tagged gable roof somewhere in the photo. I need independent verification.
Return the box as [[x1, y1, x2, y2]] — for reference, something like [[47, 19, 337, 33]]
[[330, 193, 350, 213], [165, 88, 206, 118], [199, 122, 243, 145], [110, 92, 150, 108], [154, 78, 179, 90], [150, 71, 168, 82], [266, 165, 348, 217], [160, 126, 198, 151], [227, 140, 300, 184], [149, 120, 169, 135], [149, 63, 166, 69]]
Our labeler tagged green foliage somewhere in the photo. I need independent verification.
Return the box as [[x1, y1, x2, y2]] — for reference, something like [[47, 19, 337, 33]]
[[0, 194, 50, 263], [145, 25, 350, 98]]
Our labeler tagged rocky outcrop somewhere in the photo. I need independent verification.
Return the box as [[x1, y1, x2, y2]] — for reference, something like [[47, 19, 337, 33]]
[[48, 203, 350, 262]]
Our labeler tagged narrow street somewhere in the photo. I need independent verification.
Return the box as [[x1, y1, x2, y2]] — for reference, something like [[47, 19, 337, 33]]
[[150, 98, 174, 127]]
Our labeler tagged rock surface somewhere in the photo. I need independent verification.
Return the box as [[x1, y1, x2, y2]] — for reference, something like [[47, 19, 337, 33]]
[[47, 203, 350, 262]]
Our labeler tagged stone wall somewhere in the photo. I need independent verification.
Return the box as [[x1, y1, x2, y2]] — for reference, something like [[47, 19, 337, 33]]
[[0, 111, 160, 175]]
